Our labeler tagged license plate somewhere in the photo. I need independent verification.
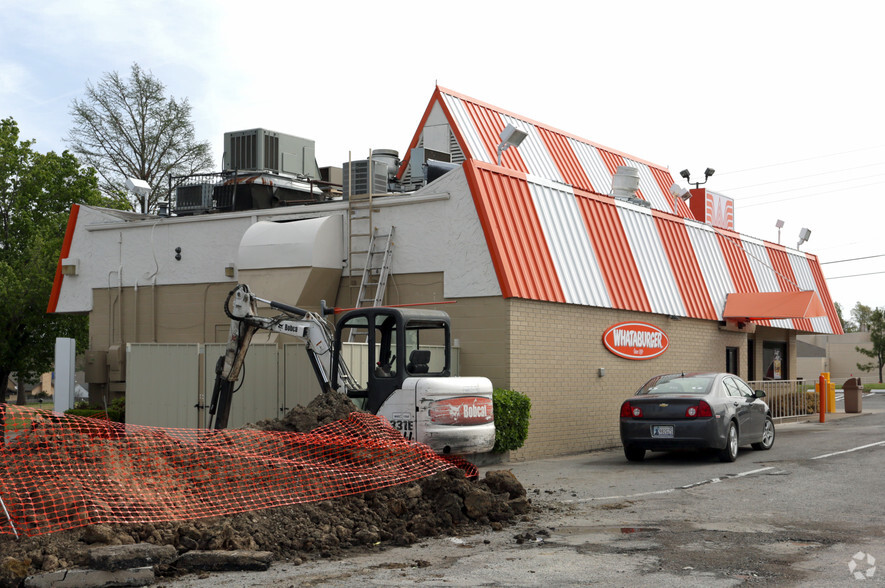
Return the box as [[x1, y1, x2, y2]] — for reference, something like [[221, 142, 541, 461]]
[[651, 425, 674, 438]]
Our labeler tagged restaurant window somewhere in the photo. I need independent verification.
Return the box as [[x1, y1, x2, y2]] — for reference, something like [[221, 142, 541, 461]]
[[763, 341, 787, 380]]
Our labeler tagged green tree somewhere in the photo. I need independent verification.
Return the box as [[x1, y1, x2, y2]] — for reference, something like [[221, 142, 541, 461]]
[[856, 307, 885, 383], [835, 302, 857, 333], [0, 117, 109, 404], [67, 63, 213, 214], [851, 302, 874, 332]]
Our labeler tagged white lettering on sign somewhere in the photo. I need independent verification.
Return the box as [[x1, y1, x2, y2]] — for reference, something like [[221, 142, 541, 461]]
[[612, 329, 663, 349], [602, 321, 669, 361]]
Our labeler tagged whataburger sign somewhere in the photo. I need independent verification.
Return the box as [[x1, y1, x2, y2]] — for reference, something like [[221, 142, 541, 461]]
[[602, 321, 669, 360]]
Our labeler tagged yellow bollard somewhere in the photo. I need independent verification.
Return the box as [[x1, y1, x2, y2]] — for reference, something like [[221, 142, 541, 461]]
[[828, 381, 836, 413]]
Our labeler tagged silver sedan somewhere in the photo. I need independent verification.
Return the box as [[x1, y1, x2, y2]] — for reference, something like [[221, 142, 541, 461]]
[[619, 372, 775, 462]]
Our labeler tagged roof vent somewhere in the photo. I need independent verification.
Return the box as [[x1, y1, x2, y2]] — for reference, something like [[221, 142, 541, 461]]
[[611, 166, 640, 201]]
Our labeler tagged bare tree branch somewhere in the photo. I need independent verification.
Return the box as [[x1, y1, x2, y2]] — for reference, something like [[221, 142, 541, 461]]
[[67, 63, 213, 213]]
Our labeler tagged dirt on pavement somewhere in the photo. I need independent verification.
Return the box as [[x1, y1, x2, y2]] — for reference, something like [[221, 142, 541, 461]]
[[0, 392, 529, 587]]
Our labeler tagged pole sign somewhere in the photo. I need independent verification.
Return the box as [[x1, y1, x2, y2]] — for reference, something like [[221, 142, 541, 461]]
[[603, 321, 669, 360]]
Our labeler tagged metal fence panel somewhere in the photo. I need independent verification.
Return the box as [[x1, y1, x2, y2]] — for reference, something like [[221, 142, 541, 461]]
[[126, 344, 200, 428], [203, 343, 280, 428], [748, 380, 818, 423]]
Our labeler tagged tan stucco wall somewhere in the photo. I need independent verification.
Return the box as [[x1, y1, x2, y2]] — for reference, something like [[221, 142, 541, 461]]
[[506, 299, 748, 461], [89, 283, 235, 350]]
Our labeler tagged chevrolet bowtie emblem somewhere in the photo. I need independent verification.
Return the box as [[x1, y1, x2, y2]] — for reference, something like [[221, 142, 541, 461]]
[[659, 403, 669, 407]]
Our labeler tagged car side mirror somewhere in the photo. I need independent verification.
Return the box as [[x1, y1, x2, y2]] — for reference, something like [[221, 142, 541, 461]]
[[754, 390, 766, 399]]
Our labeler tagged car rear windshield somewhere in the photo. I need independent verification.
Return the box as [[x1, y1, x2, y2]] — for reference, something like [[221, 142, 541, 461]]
[[636, 374, 714, 396]]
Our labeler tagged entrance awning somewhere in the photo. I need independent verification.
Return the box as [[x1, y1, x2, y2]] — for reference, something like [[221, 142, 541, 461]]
[[722, 291, 827, 321]]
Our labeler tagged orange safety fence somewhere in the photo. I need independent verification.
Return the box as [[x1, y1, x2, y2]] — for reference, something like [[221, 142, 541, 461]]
[[0, 405, 475, 538]]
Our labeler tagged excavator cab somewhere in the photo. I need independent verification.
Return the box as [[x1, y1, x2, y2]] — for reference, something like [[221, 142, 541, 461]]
[[330, 307, 452, 413]]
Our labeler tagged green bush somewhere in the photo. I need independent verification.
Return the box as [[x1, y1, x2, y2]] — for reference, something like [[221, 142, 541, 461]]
[[492, 388, 531, 453]]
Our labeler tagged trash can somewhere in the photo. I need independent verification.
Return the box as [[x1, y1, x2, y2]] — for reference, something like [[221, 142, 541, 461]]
[[843, 378, 862, 413]]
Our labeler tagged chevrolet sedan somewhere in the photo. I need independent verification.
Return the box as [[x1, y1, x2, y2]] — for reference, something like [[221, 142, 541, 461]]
[[619, 372, 775, 462]]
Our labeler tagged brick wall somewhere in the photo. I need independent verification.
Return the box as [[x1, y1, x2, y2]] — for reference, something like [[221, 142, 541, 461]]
[[507, 299, 748, 461]]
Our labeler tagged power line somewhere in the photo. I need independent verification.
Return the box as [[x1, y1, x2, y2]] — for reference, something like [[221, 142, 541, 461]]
[[714, 145, 885, 177], [821, 254, 885, 265], [719, 161, 885, 192], [740, 180, 885, 208], [827, 270, 885, 280], [736, 172, 885, 201]]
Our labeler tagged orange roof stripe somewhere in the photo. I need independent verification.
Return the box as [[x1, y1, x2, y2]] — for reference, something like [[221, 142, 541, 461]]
[[465, 161, 564, 302]]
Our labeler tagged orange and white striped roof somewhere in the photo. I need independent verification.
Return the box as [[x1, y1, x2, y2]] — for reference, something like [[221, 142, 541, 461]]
[[398, 87, 841, 334], [464, 160, 841, 334], [399, 86, 694, 218]]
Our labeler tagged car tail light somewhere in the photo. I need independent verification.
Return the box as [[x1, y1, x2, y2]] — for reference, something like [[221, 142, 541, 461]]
[[621, 402, 642, 418], [685, 400, 714, 418]]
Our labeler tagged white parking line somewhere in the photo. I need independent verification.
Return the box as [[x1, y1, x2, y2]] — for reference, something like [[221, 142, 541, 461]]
[[566, 466, 775, 503], [810, 440, 885, 460]]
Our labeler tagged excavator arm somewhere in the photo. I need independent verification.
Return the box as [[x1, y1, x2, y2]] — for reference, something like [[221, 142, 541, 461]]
[[209, 284, 351, 429]]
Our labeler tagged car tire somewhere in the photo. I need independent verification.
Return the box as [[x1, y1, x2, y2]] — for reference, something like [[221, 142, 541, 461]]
[[624, 446, 646, 462], [752, 416, 775, 450], [718, 422, 738, 462]]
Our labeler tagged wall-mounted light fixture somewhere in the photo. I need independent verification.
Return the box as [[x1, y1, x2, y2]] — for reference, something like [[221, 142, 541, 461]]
[[61, 258, 79, 276], [496, 124, 528, 165]]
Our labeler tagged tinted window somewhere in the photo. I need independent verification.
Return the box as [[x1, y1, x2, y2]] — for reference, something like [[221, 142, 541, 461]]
[[637, 375, 714, 396], [732, 378, 756, 398]]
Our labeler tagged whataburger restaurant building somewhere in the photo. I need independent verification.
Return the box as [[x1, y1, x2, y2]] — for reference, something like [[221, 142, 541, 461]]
[[49, 86, 843, 460]]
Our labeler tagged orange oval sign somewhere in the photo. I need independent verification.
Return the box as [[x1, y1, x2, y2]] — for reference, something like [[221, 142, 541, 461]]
[[602, 321, 669, 360]]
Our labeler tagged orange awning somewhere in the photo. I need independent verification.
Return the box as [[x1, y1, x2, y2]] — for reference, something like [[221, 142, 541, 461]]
[[722, 291, 827, 321]]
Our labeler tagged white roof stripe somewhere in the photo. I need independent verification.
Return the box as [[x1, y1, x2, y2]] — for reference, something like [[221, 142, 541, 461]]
[[624, 157, 673, 213], [685, 222, 735, 320], [617, 203, 686, 316], [528, 178, 611, 307], [569, 139, 611, 195], [500, 114, 563, 182], [441, 93, 493, 164]]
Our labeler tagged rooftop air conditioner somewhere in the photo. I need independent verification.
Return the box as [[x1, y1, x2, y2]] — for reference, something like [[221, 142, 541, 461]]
[[342, 159, 388, 199], [223, 129, 319, 178]]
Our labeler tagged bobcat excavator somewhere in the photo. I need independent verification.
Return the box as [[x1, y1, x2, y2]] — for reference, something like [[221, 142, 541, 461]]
[[209, 284, 495, 455]]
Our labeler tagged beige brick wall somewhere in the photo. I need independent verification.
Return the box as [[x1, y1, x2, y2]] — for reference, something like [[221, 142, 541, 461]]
[[506, 299, 748, 461]]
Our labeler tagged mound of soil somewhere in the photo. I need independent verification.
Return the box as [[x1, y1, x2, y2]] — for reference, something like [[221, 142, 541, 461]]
[[0, 393, 529, 586]]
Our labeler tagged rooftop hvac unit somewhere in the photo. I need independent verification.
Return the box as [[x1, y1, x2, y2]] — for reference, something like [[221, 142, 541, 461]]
[[342, 159, 388, 199], [223, 129, 319, 177], [174, 183, 214, 215]]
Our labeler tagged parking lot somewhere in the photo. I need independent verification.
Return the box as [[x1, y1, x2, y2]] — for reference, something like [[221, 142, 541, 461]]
[[164, 392, 884, 586]]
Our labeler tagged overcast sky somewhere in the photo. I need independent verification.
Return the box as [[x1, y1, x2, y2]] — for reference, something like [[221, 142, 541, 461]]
[[2, 0, 883, 317]]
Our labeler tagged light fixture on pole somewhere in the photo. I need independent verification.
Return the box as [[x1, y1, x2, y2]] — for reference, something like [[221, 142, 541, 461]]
[[679, 167, 715, 189], [775, 219, 784, 245], [496, 124, 528, 165], [797, 227, 811, 249], [125, 177, 152, 214]]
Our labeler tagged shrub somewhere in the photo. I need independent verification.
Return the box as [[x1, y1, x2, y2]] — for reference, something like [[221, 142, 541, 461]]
[[492, 388, 531, 453]]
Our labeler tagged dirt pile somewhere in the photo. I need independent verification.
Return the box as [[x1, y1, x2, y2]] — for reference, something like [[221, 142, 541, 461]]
[[0, 393, 529, 586]]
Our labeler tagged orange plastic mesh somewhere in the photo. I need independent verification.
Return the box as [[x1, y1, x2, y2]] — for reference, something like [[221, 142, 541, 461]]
[[0, 405, 475, 538]]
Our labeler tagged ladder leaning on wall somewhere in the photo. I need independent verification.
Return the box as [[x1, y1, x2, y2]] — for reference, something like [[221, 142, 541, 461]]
[[347, 188, 395, 342]]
